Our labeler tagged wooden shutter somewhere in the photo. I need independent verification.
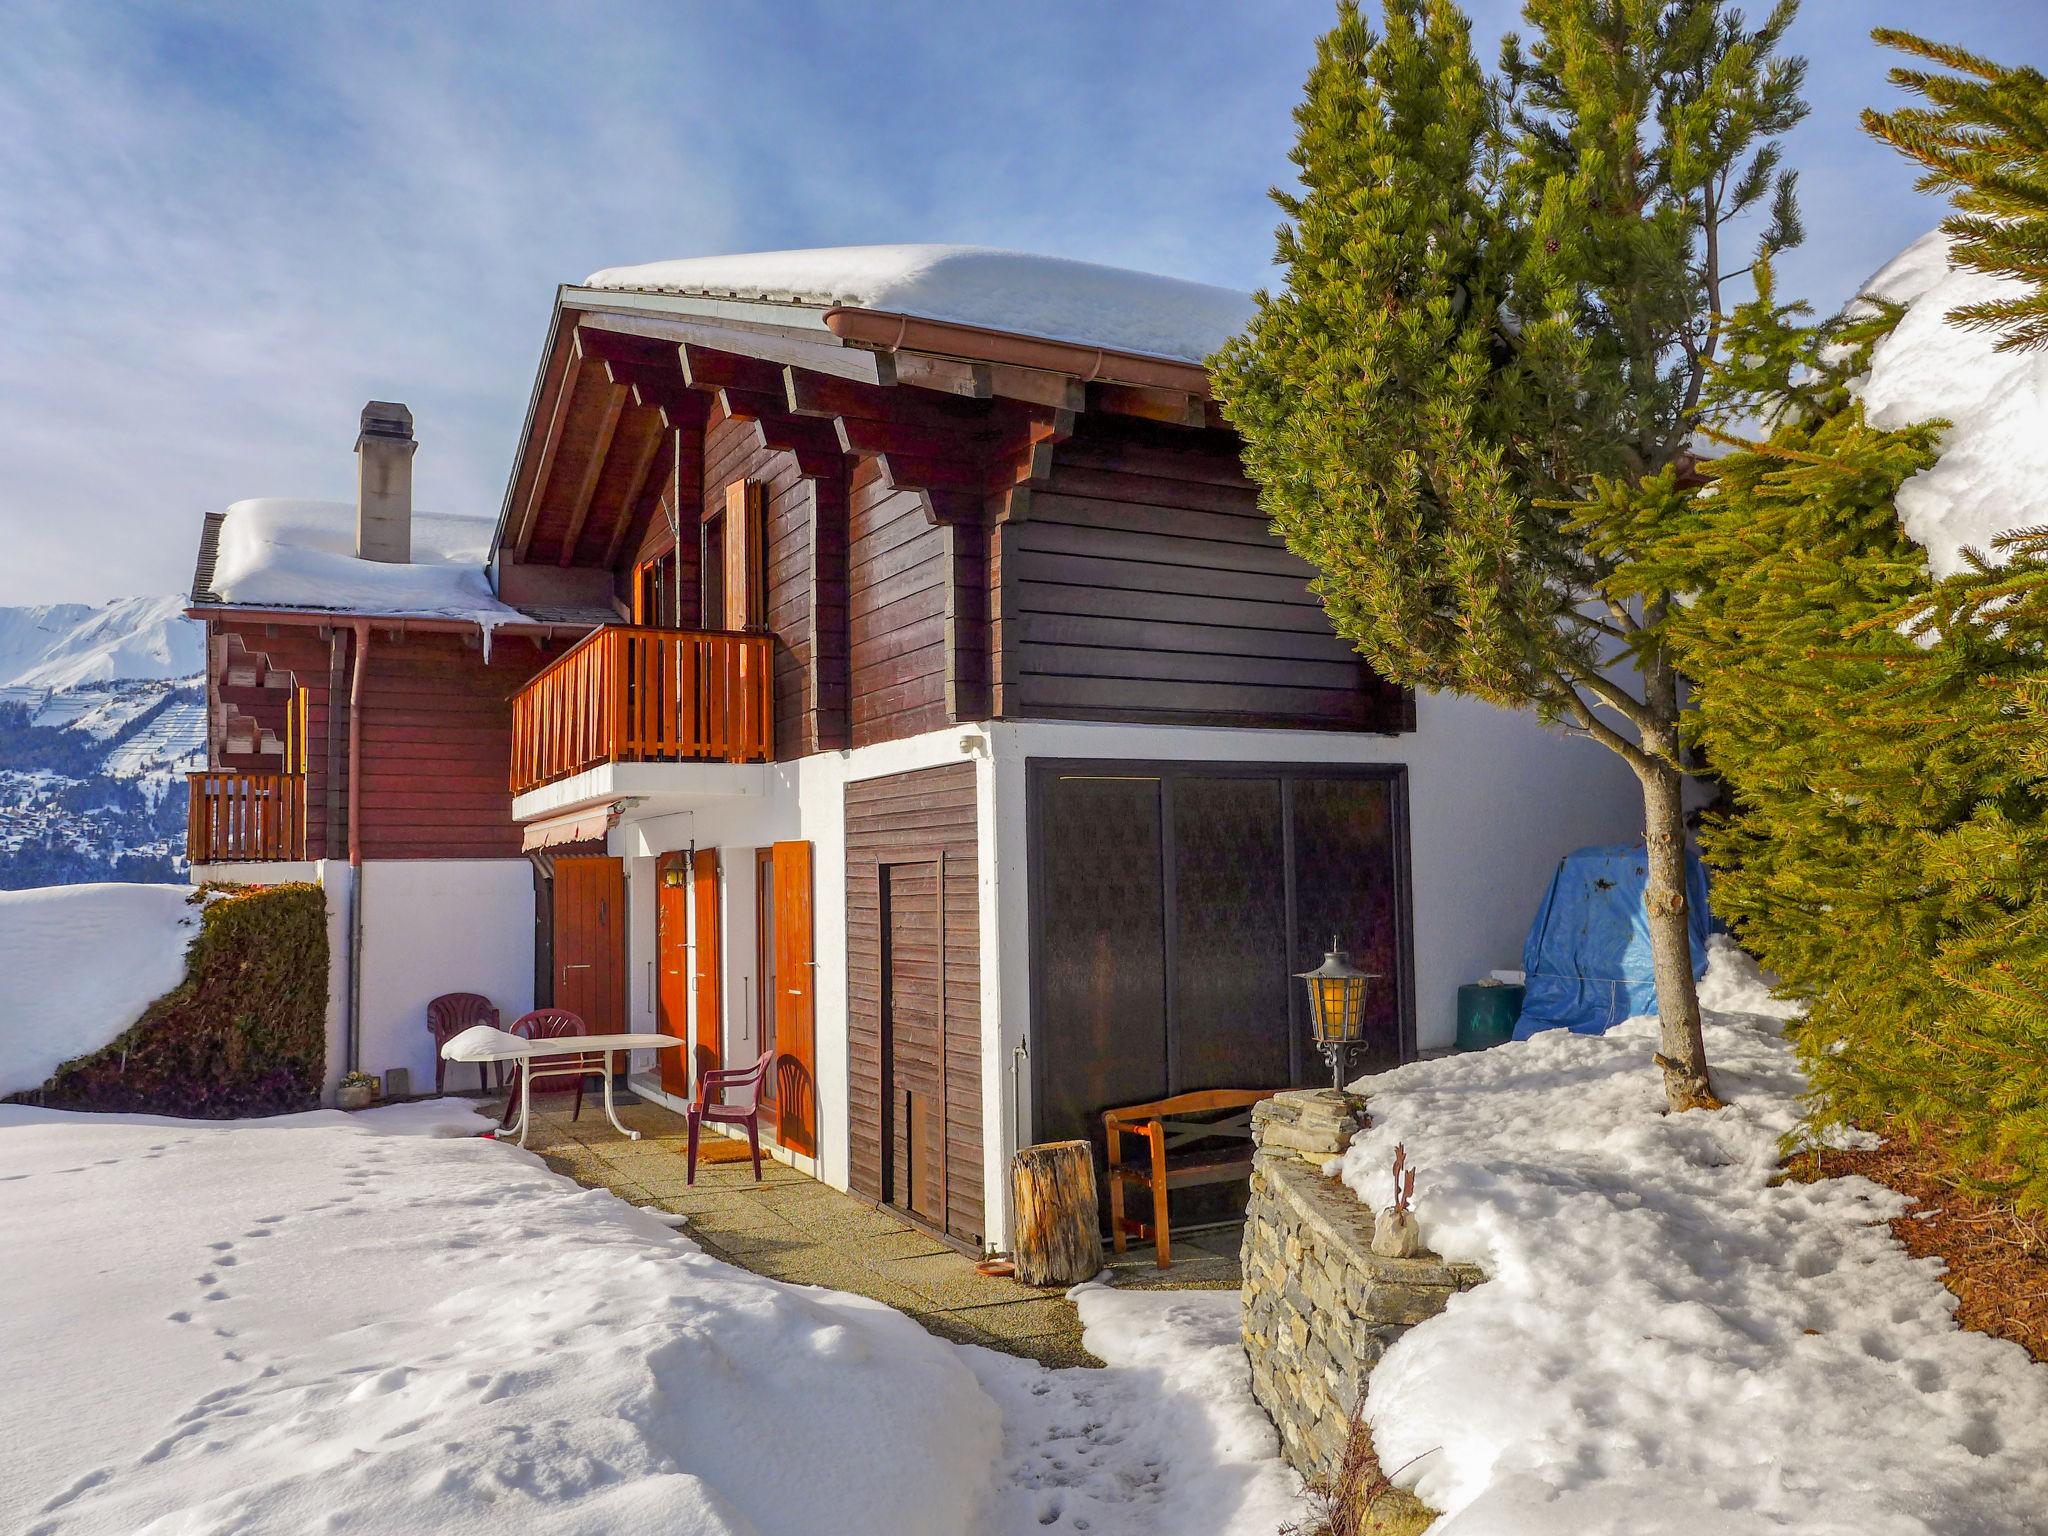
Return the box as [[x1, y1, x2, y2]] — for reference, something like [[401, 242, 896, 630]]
[[723, 479, 766, 631], [691, 848, 723, 1084], [772, 839, 816, 1155], [655, 851, 691, 1098]]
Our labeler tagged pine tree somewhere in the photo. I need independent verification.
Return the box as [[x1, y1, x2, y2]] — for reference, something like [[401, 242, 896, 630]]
[[1212, 0, 1805, 1111], [1647, 30, 2048, 1207], [1864, 30, 2048, 349]]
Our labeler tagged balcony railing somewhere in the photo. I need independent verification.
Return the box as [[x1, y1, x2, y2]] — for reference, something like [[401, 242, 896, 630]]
[[187, 771, 307, 864], [511, 626, 773, 796]]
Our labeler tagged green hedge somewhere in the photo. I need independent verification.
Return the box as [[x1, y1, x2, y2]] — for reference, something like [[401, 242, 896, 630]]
[[16, 882, 329, 1117]]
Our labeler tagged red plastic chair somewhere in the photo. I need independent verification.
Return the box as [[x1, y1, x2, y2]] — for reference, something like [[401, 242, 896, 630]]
[[687, 1049, 775, 1184], [500, 1009, 601, 1128], [427, 993, 503, 1095]]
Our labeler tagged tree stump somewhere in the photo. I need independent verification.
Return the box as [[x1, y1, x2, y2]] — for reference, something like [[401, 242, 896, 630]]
[[1009, 1140, 1103, 1287]]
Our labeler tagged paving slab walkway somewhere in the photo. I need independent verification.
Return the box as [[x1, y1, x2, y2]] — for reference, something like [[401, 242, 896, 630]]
[[488, 1089, 1241, 1370]]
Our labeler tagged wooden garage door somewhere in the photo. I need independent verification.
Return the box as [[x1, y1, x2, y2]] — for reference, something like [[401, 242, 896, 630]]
[[846, 765, 982, 1248]]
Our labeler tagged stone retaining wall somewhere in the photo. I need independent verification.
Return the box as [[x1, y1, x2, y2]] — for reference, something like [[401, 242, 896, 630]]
[[1239, 1090, 1485, 1485]]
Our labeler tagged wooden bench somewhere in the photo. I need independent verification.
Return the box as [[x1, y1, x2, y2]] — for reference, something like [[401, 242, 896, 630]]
[[1104, 1088, 1282, 1268]]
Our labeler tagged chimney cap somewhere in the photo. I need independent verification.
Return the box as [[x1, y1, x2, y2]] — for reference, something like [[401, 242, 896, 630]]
[[357, 400, 415, 449]]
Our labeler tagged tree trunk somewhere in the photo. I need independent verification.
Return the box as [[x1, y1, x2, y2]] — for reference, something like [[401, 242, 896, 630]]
[[1638, 759, 1721, 1112], [1009, 1140, 1103, 1286]]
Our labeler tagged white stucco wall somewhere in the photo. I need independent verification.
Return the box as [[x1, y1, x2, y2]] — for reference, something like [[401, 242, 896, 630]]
[[598, 695, 1638, 1250], [354, 859, 535, 1093]]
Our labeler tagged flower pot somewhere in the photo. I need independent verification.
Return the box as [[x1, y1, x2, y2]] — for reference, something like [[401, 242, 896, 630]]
[[336, 1082, 376, 1111]]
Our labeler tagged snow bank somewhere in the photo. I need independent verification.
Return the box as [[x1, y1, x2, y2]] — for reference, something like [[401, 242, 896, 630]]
[[1337, 938, 2048, 1534], [0, 883, 197, 1097], [585, 245, 1255, 365], [0, 1101, 1304, 1535], [1853, 230, 2048, 579], [208, 498, 527, 625]]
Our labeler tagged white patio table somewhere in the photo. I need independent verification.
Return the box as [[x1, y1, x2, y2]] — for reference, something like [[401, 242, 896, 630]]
[[440, 1025, 683, 1147]]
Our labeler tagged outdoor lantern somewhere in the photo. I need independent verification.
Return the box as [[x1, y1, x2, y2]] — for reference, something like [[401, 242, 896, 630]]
[[1298, 937, 1378, 1091], [661, 863, 688, 889]]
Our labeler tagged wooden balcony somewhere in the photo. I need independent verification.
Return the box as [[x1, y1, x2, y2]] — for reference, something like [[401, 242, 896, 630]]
[[511, 626, 773, 797], [187, 771, 307, 864]]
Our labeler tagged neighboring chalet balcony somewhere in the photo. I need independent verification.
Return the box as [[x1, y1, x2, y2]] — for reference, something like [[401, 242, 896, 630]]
[[510, 625, 773, 799], [187, 770, 307, 864]]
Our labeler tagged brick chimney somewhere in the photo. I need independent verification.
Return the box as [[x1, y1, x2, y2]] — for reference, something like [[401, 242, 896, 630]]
[[355, 401, 415, 563]]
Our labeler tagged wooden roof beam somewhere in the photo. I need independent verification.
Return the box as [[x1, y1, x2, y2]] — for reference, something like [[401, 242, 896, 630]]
[[513, 339, 584, 559], [600, 410, 669, 569], [1093, 382, 1207, 429], [556, 378, 627, 566], [679, 343, 785, 397]]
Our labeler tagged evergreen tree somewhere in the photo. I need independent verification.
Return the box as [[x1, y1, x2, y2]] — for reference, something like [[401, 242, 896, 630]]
[[1864, 31, 2048, 349], [1213, 0, 1805, 1110], [1647, 30, 2048, 1207]]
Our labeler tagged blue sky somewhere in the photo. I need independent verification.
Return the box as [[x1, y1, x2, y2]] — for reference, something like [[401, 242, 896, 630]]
[[2, 0, 2044, 607]]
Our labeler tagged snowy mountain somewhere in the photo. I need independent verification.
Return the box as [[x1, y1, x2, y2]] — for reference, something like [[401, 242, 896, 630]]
[[0, 598, 206, 888], [0, 595, 203, 692]]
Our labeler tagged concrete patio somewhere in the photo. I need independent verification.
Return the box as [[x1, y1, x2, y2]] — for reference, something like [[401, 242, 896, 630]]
[[488, 1088, 1242, 1370]]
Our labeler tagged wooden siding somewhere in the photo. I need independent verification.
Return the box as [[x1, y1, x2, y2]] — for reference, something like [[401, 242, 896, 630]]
[[997, 416, 1410, 732], [701, 411, 815, 759], [354, 630, 551, 858], [847, 458, 950, 747], [844, 763, 982, 1247]]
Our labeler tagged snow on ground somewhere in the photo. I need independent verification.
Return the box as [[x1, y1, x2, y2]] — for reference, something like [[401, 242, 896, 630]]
[[584, 245, 1256, 365], [1853, 230, 2048, 579], [1338, 938, 2048, 1536], [970, 1286, 1304, 1534], [208, 498, 528, 626], [0, 1100, 1302, 1536], [0, 883, 197, 1097]]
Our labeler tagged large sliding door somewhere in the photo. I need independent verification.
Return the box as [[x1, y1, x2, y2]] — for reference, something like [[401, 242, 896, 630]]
[[1029, 761, 1410, 1161]]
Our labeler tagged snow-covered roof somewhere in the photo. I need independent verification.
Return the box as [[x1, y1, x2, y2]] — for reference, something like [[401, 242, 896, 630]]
[[201, 498, 529, 626], [582, 244, 1256, 365], [1853, 231, 2048, 579]]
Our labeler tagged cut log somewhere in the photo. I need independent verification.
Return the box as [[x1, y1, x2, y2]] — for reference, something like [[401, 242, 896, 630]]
[[1009, 1139, 1103, 1287]]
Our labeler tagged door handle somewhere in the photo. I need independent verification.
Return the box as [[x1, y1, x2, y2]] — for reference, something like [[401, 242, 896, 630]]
[[562, 963, 592, 972]]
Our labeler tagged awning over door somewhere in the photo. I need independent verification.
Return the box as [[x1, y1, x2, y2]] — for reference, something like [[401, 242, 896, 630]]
[[521, 804, 619, 852]]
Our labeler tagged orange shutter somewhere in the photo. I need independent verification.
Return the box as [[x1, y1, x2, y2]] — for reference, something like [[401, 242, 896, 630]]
[[691, 848, 723, 1084], [772, 839, 816, 1155], [723, 480, 766, 631]]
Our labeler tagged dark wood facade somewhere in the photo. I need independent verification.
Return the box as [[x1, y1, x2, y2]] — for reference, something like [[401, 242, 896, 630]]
[[844, 763, 983, 1248], [494, 312, 1414, 764]]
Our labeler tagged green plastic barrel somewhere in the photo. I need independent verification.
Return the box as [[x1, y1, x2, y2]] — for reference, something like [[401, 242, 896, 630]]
[[1456, 981, 1524, 1051]]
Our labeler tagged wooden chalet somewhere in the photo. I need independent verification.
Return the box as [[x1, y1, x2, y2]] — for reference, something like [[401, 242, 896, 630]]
[[187, 246, 1639, 1253]]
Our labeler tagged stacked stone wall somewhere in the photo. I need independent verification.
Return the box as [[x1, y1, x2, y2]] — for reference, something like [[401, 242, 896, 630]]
[[1239, 1090, 1485, 1485]]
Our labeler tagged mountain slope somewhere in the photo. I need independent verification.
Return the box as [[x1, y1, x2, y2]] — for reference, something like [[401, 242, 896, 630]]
[[0, 596, 204, 692]]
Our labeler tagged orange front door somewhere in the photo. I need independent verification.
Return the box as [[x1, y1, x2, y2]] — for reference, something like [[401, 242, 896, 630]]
[[691, 848, 723, 1083], [655, 852, 691, 1098], [772, 840, 816, 1156], [553, 855, 624, 1035]]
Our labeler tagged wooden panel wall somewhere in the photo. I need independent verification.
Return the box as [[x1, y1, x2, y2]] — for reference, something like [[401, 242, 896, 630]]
[[701, 411, 814, 759], [844, 762, 983, 1247], [216, 622, 338, 859], [847, 458, 950, 747], [997, 415, 1411, 732]]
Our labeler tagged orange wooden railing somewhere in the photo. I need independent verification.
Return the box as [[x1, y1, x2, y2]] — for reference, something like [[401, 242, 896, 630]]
[[510, 626, 773, 795], [187, 771, 307, 863]]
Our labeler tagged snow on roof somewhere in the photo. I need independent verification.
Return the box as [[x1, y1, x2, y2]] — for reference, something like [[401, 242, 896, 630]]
[[583, 244, 1256, 365], [205, 498, 527, 625], [1853, 231, 2048, 579]]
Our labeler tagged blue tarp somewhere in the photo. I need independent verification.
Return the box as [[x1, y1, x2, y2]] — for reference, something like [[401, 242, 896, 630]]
[[1514, 843, 1712, 1039]]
